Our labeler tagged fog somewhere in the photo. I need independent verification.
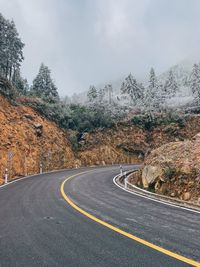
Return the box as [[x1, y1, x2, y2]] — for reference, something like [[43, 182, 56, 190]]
[[1, 0, 200, 96]]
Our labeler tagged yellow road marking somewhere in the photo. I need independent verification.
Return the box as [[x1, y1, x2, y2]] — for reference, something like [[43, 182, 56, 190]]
[[60, 172, 200, 267]]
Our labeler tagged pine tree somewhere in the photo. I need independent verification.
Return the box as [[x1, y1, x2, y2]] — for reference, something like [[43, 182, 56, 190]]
[[120, 73, 144, 105], [87, 85, 98, 103], [31, 63, 59, 103], [164, 70, 178, 98], [12, 69, 29, 95], [0, 14, 24, 80], [156, 81, 169, 111], [71, 93, 79, 104], [104, 84, 113, 104], [148, 67, 157, 95], [190, 63, 200, 97], [98, 88, 105, 104], [144, 68, 160, 111]]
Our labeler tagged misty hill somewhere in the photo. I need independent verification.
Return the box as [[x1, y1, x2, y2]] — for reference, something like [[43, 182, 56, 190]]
[[158, 59, 196, 91], [69, 59, 197, 105]]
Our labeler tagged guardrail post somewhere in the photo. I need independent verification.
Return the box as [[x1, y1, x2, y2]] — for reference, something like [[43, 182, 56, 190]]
[[40, 163, 43, 174], [4, 168, 8, 184], [124, 172, 128, 189], [120, 165, 123, 176]]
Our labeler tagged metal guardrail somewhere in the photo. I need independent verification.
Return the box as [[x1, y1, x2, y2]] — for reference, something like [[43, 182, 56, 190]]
[[115, 170, 200, 213]]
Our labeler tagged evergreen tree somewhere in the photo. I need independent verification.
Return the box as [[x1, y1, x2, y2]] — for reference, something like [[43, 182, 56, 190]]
[[164, 70, 178, 98], [148, 67, 157, 94], [121, 73, 144, 104], [0, 13, 24, 80], [31, 63, 59, 103], [104, 84, 113, 104], [62, 95, 71, 105], [98, 88, 105, 104], [87, 85, 98, 103], [190, 63, 200, 97], [144, 68, 160, 111], [158, 82, 166, 105], [12, 69, 29, 95]]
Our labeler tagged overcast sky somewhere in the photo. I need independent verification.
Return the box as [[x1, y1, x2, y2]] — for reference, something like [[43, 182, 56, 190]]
[[1, 0, 200, 96]]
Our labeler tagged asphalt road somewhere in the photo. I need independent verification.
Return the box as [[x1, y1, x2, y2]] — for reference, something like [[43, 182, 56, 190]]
[[0, 165, 199, 266]]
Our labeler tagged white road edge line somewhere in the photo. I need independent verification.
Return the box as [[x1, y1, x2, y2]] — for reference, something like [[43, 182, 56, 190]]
[[113, 174, 200, 215], [0, 173, 42, 188], [0, 167, 80, 189], [0, 165, 107, 189]]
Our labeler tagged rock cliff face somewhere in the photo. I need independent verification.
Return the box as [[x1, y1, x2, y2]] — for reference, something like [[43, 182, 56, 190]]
[[138, 134, 200, 203], [76, 117, 200, 167], [0, 95, 76, 184], [76, 126, 147, 166]]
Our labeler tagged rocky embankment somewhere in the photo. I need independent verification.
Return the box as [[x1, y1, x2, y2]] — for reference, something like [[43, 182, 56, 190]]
[[75, 126, 147, 165], [76, 116, 200, 167], [129, 134, 200, 204], [0, 95, 76, 184]]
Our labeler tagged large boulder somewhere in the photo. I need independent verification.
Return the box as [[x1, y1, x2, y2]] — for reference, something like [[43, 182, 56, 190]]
[[141, 133, 200, 202], [142, 165, 163, 188]]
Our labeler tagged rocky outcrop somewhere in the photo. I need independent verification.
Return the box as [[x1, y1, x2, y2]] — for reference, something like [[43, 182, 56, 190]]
[[76, 126, 148, 165], [77, 145, 139, 166], [142, 165, 163, 188], [76, 115, 200, 167], [137, 133, 200, 203]]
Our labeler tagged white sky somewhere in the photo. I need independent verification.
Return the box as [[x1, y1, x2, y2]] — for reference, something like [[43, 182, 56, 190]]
[[1, 0, 200, 96]]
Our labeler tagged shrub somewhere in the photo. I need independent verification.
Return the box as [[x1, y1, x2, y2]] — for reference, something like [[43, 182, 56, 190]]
[[131, 114, 154, 131], [69, 135, 79, 150], [164, 166, 176, 179], [131, 112, 186, 131]]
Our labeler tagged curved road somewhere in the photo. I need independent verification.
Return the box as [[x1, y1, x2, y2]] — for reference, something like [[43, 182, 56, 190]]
[[0, 165, 199, 266]]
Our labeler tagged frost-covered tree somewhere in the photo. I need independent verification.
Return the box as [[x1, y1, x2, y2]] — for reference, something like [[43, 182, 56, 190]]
[[62, 95, 71, 105], [87, 85, 98, 103], [163, 70, 178, 98], [148, 67, 157, 93], [158, 82, 164, 102], [190, 63, 200, 97], [12, 69, 29, 95], [31, 63, 59, 103], [104, 84, 113, 104], [0, 13, 24, 81], [98, 88, 105, 104], [144, 68, 160, 110], [71, 93, 79, 104], [121, 73, 144, 105]]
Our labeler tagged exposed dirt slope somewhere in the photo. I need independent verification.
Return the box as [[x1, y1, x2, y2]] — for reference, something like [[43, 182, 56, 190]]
[[77, 117, 200, 167], [0, 95, 76, 184], [76, 126, 146, 165]]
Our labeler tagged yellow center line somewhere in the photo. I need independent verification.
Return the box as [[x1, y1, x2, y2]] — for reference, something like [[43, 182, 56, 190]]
[[60, 171, 200, 267]]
